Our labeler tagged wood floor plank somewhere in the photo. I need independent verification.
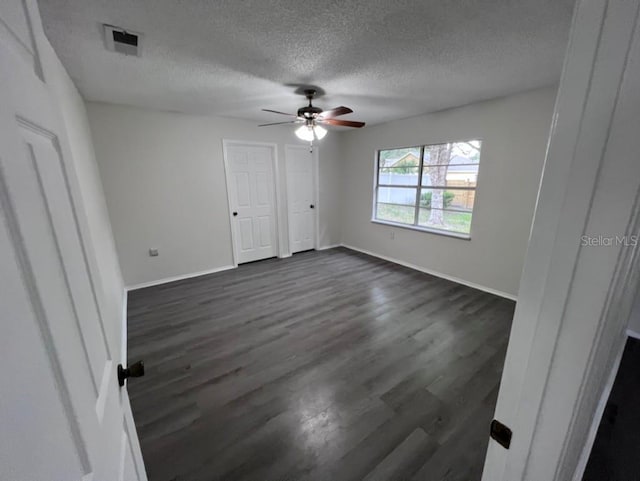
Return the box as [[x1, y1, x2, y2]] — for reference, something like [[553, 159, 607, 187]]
[[127, 247, 514, 481], [363, 428, 436, 481]]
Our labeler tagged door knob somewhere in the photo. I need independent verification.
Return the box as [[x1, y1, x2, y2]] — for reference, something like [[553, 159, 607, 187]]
[[233, 212, 238, 216], [118, 361, 144, 387], [310, 204, 315, 209]]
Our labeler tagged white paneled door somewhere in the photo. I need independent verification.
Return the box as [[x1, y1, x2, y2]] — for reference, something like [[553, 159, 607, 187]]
[[0, 1, 144, 481], [285, 145, 316, 254], [225, 142, 278, 264]]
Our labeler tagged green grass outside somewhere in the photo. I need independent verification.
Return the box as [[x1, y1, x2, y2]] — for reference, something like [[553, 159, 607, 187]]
[[376, 203, 472, 234]]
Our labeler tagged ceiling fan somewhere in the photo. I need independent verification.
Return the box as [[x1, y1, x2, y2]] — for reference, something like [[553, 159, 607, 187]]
[[259, 89, 365, 142]]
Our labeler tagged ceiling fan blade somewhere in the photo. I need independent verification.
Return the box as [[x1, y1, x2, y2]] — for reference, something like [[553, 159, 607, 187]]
[[318, 106, 353, 119], [258, 121, 299, 127], [262, 108, 297, 117], [320, 118, 366, 128]]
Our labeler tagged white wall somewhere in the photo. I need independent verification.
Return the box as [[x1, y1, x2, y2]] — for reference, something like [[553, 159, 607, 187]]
[[317, 133, 343, 247], [87, 103, 342, 287], [41, 39, 126, 360], [340, 87, 557, 298]]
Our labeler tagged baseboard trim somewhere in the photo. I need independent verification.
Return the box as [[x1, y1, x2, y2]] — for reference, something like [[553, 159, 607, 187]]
[[126, 265, 236, 291], [317, 244, 341, 251], [341, 244, 518, 301], [627, 328, 640, 340]]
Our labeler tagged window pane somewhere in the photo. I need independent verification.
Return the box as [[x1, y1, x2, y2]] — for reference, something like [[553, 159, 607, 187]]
[[377, 187, 417, 206], [418, 188, 475, 212], [418, 208, 472, 235], [422, 164, 478, 188], [422, 140, 481, 166], [377, 203, 416, 224], [374, 140, 480, 237], [379, 147, 421, 169], [380, 166, 420, 186]]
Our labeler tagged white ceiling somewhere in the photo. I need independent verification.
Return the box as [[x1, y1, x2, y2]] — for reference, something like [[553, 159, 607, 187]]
[[38, 0, 575, 126]]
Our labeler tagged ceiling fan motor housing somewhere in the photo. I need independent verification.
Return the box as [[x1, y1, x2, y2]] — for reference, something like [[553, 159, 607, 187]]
[[297, 105, 322, 118], [298, 88, 322, 118]]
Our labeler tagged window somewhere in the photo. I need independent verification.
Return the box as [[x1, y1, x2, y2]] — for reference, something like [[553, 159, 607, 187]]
[[373, 140, 481, 238]]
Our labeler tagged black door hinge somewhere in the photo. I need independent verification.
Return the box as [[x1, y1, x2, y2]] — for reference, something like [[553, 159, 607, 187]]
[[490, 419, 512, 449]]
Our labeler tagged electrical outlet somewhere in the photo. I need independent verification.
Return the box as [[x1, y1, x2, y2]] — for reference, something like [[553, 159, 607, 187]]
[[390, 231, 395, 240], [149, 248, 159, 257]]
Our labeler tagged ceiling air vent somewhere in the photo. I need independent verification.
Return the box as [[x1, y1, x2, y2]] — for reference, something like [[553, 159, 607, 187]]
[[104, 24, 142, 56]]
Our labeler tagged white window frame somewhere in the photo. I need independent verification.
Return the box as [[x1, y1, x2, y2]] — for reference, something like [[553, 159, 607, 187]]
[[371, 140, 481, 239]]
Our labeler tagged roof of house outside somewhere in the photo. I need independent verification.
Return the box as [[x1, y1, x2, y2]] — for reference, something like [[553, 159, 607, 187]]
[[385, 153, 478, 173]]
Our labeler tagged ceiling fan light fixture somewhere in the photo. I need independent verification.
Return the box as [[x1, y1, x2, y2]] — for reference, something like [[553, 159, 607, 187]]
[[295, 125, 315, 142], [314, 125, 327, 140]]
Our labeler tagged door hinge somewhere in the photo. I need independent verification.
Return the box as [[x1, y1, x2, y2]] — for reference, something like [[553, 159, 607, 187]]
[[490, 419, 512, 449]]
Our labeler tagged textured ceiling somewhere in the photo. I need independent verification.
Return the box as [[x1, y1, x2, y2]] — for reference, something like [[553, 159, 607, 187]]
[[38, 0, 575, 125]]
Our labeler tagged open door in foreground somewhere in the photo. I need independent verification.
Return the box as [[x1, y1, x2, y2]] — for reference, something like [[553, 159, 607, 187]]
[[0, 1, 146, 479], [482, 0, 640, 479]]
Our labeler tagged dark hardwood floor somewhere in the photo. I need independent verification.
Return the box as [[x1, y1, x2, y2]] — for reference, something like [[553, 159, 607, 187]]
[[127, 247, 514, 481]]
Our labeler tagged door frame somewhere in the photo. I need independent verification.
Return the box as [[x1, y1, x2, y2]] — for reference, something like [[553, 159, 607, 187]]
[[284, 143, 320, 254], [222, 139, 282, 267]]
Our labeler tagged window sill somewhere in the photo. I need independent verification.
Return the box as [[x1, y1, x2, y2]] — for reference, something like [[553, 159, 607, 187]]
[[370, 219, 471, 240]]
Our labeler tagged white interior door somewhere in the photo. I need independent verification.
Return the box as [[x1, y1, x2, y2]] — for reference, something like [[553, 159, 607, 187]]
[[225, 142, 278, 264], [0, 2, 143, 480], [285, 145, 316, 254]]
